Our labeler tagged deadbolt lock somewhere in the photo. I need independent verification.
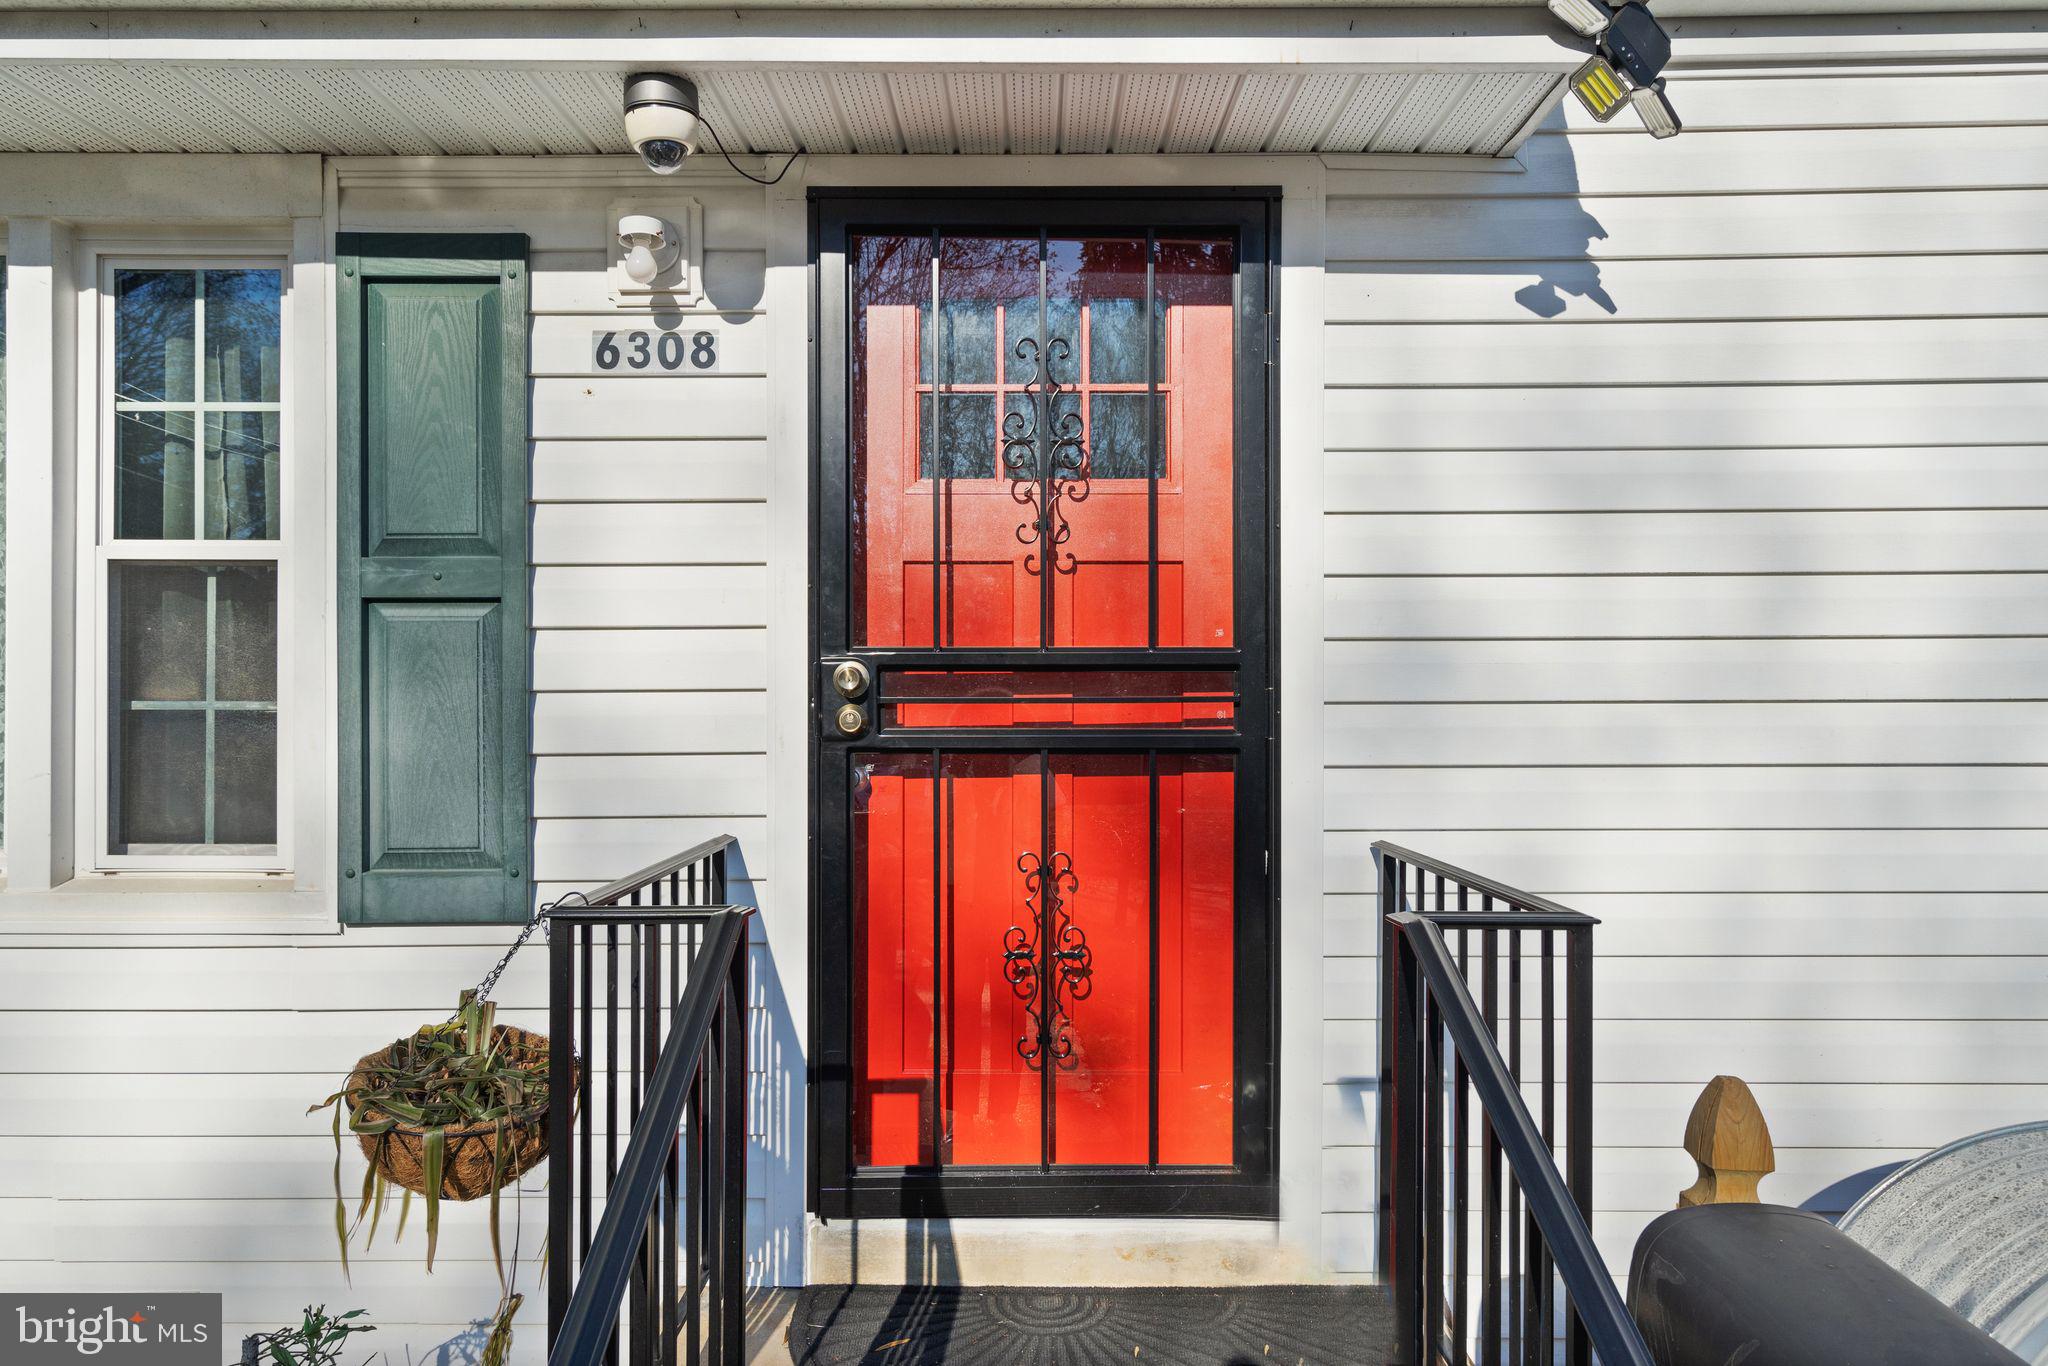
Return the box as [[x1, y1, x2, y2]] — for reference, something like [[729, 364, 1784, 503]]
[[832, 659, 872, 699], [833, 703, 867, 737]]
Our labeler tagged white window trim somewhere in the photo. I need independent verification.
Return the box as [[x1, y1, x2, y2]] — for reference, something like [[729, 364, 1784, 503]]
[[91, 252, 293, 875], [0, 170, 332, 929], [0, 222, 333, 929]]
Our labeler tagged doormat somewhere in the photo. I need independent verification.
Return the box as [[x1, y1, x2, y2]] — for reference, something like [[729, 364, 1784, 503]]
[[788, 1285, 1393, 1366]]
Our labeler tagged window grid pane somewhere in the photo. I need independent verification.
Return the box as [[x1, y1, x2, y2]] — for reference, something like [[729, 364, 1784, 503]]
[[113, 269, 281, 543], [111, 563, 279, 851], [911, 294, 1169, 484]]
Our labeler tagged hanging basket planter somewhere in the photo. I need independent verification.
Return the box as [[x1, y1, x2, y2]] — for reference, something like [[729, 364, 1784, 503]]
[[312, 991, 577, 1278], [345, 1021, 560, 1202]]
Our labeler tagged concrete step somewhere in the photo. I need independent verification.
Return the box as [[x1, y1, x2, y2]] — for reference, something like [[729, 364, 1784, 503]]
[[748, 1288, 799, 1366]]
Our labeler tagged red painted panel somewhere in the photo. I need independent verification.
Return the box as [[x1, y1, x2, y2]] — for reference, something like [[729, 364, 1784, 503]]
[[1051, 755, 1152, 1164], [1157, 755, 1235, 1165], [940, 754, 1046, 1166], [885, 670, 1234, 730], [1155, 240, 1236, 650], [851, 751, 935, 1167]]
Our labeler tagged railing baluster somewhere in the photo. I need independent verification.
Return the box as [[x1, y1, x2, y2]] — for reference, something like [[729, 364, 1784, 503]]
[[1453, 926, 1470, 1366], [708, 1007, 728, 1366], [1424, 988, 1445, 1360], [1566, 925, 1596, 1366], [1378, 854, 1403, 1294], [550, 909, 575, 1344], [1508, 927, 1523, 1366], [607, 918, 623, 1366], [722, 950, 749, 1366], [1537, 931, 1556, 1366], [659, 921, 680, 1366], [686, 1065, 703, 1366], [1540, 931, 1555, 1154], [580, 926, 595, 1261], [630, 924, 657, 1366], [607, 923, 621, 1193], [1482, 922, 1501, 1365], [1387, 874, 1425, 1361]]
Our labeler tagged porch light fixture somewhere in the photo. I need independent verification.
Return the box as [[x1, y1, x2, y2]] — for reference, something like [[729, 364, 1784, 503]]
[[1550, 0, 1683, 137], [1547, 0, 1615, 39], [1569, 56, 1630, 122], [1630, 80, 1683, 139], [616, 214, 679, 285]]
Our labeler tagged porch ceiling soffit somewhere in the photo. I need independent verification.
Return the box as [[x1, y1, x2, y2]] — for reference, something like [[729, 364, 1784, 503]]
[[0, 9, 1577, 158]]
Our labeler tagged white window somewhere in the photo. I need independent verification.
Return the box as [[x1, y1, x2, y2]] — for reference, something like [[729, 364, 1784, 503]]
[[95, 259, 288, 869]]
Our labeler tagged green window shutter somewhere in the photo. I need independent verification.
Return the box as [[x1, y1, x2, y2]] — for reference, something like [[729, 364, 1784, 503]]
[[337, 234, 529, 925]]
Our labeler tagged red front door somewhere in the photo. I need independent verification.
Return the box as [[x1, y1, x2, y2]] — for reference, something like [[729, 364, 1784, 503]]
[[815, 200, 1275, 1216]]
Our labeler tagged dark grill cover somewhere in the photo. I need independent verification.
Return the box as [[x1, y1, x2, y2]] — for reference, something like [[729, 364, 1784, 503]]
[[1627, 1204, 2026, 1366]]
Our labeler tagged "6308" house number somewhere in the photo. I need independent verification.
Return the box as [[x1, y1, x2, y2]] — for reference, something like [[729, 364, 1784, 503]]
[[592, 328, 719, 373]]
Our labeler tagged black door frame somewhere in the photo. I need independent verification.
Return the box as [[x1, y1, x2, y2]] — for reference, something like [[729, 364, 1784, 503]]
[[808, 189, 1282, 1219]]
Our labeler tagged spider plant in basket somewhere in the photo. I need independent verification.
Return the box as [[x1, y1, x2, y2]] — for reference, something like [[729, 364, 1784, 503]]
[[309, 990, 573, 1285]]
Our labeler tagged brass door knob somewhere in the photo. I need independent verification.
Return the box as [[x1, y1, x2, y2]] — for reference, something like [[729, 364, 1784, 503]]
[[832, 659, 872, 699], [834, 703, 867, 737]]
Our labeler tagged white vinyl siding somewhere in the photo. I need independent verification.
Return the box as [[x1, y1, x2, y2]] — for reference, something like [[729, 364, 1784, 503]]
[[1318, 59, 2048, 1278]]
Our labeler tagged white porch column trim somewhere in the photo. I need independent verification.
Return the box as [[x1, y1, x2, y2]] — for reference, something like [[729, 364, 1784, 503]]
[[763, 165, 814, 1289], [1274, 156, 1330, 1279], [289, 212, 335, 899], [3, 218, 79, 892]]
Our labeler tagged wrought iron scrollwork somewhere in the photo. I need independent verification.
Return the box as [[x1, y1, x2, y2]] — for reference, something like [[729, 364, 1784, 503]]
[[1000, 335, 1090, 577], [1005, 849, 1090, 1070]]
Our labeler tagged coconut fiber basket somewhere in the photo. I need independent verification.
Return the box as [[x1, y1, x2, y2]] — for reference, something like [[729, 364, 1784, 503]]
[[344, 1024, 574, 1202]]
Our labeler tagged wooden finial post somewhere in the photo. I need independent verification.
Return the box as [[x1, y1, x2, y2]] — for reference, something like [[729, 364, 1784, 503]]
[[1679, 1074, 1775, 1207]]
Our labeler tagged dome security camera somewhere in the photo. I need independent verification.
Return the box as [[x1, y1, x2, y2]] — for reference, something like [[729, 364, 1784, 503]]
[[624, 72, 701, 175]]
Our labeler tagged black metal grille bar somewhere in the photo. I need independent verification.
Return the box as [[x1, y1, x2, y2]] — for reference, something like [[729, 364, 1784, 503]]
[[933, 751, 945, 1163], [548, 835, 750, 1366], [929, 229, 942, 651], [1375, 842, 1651, 1366], [1146, 749, 1161, 1169], [1145, 228, 1159, 650], [1038, 745, 1055, 1162]]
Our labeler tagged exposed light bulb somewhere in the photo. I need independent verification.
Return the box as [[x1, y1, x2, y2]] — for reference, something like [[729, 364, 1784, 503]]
[[624, 239, 661, 286]]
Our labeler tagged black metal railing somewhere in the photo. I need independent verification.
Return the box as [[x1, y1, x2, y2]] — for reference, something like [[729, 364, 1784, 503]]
[[1376, 842, 1652, 1366], [548, 836, 751, 1366]]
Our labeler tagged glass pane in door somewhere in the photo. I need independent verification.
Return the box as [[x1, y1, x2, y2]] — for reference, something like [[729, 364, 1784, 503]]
[[849, 232, 1237, 652]]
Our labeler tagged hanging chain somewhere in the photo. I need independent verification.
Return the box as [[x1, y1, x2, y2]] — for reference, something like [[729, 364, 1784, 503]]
[[448, 889, 592, 1021]]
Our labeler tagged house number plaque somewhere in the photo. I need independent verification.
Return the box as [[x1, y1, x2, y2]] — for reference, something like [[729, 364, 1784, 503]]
[[592, 328, 719, 373]]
